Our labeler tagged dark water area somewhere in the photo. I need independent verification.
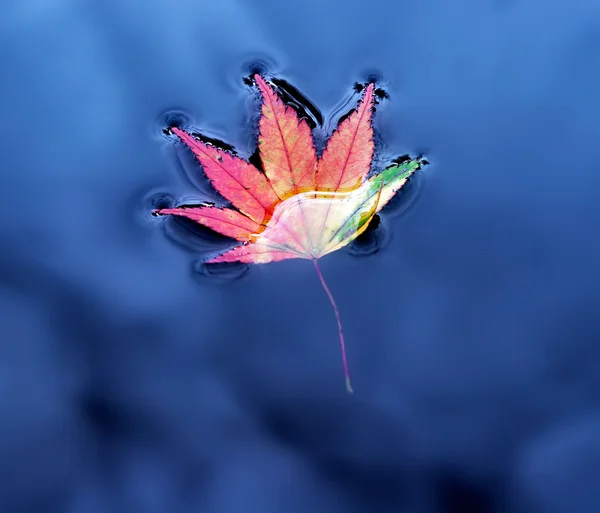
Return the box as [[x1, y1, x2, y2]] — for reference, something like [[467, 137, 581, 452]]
[[2, 0, 600, 512]]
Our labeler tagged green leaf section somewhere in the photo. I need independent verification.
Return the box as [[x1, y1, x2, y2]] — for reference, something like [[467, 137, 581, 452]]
[[330, 158, 422, 247]]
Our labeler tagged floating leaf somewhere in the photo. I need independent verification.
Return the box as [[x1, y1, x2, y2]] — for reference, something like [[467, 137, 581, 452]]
[[156, 75, 427, 392]]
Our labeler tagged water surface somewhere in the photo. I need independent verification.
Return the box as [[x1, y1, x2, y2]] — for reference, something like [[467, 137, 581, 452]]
[[2, 0, 600, 512]]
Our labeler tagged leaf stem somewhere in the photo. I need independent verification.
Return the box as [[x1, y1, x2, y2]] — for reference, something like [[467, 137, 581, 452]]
[[312, 258, 353, 393]]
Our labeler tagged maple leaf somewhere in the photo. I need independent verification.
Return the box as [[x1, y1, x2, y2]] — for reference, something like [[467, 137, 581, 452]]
[[156, 75, 426, 392]]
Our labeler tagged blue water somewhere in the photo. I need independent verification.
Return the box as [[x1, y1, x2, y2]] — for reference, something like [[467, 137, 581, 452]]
[[2, 1, 600, 512]]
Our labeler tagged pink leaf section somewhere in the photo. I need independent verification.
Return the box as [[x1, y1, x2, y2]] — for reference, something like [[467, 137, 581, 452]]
[[315, 83, 375, 191], [156, 206, 260, 241], [208, 244, 300, 264], [171, 127, 278, 224], [255, 74, 317, 198]]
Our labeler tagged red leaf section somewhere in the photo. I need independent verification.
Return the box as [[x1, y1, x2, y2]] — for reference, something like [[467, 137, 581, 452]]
[[208, 244, 299, 264], [171, 127, 278, 224], [255, 74, 317, 198], [155, 206, 260, 241], [315, 83, 375, 191]]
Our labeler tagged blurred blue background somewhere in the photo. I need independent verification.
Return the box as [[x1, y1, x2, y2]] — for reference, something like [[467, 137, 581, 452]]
[[1, 0, 600, 512]]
